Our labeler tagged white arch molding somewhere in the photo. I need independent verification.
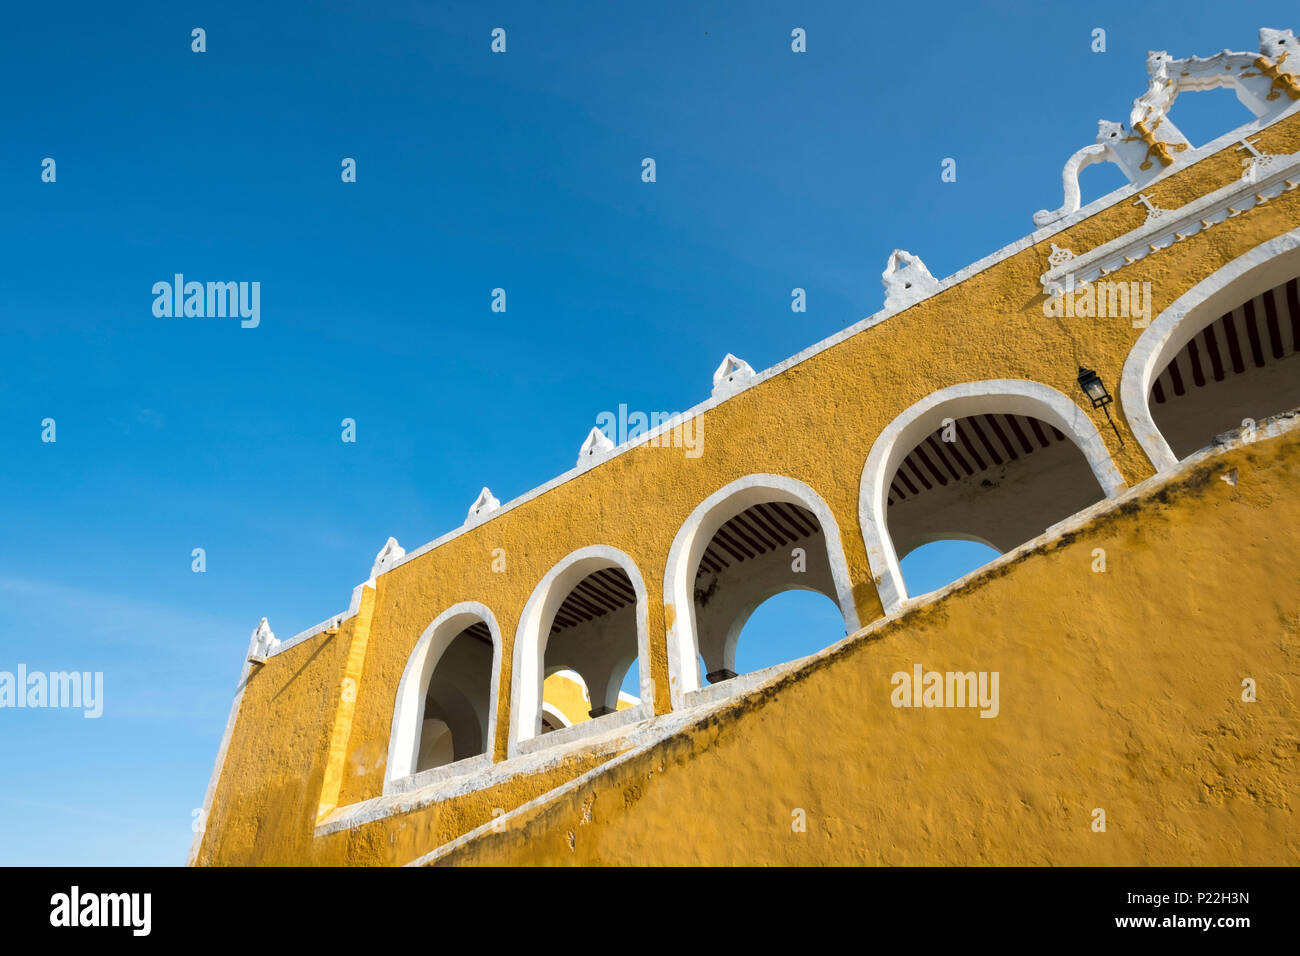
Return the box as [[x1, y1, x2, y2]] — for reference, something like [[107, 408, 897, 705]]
[[859, 380, 1127, 615], [384, 601, 503, 794], [1121, 227, 1300, 472], [662, 474, 861, 711], [540, 702, 573, 730], [508, 545, 653, 755]]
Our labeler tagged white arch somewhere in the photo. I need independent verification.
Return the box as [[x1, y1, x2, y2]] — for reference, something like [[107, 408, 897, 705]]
[[540, 702, 573, 730], [859, 380, 1127, 615], [384, 601, 502, 792], [508, 545, 652, 754], [1121, 228, 1300, 472], [663, 474, 860, 710]]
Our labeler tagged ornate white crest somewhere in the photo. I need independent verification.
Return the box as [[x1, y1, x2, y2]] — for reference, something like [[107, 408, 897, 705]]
[[249, 617, 279, 660], [465, 487, 500, 524], [881, 250, 939, 310], [369, 536, 405, 580], [711, 353, 756, 399], [1034, 26, 1300, 226], [577, 426, 615, 467], [1236, 136, 1280, 182]]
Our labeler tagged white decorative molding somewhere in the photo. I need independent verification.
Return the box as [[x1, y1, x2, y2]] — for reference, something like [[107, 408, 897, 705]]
[[711, 353, 756, 399], [249, 617, 279, 661], [1035, 27, 1300, 226], [1236, 135, 1284, 182], [1131, 192, 1166, 225], [858, 380, 1127, 615], [369, 536, 405, 581], [465, 487, 500, 525], [1046, 243, 1076, 269], [1040, 150, 1300, 293], [881, 249, 938, 311], [1119, 227, 1300, 472], [1035, 142, 1110, 228], [577, 426, 615, 468]]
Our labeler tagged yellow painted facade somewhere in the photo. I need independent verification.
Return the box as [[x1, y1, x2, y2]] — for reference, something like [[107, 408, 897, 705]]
[[542, 672, 637, 730], [190, 57, 1300, 866], [430, 425, 1300, 866]]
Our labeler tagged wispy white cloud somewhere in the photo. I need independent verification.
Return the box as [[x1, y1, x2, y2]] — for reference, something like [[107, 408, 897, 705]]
[[0, 575, 239, 652]]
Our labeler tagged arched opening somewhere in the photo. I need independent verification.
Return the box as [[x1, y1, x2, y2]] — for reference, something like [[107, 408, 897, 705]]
[[664, 475, 859, 708], [542, 567, 640, 716], [885, 411, 1102, 596], [1122, 230, 1300, 470], [860, 381, 1126, 614], [1148, 275, 1300, 460], [729, 590, 845, 676], [540, 679, 577, 733], [899, 539, 1003, 597], [415, 621, 494, 770], [692, 501, 844, 684], [541, 668, 640, 732], [385, 602, 502, 792], [510, 547, 652, 753]]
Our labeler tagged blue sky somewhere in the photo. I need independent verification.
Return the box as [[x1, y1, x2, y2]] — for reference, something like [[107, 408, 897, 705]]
[[0, 0, 1284, 864]]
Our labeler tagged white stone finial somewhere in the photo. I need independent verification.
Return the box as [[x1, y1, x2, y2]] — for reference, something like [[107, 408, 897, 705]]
[[577, 426, 615, 467], [882, 250, 939, 310], [249, 617, 279, 660], [711, 353, 756, 399], [466, 487, 501, 524], [369, 536, 406, 580]]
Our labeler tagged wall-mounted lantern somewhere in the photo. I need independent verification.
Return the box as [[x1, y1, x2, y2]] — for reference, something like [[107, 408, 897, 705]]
[[1077, 365, 1124, 446]]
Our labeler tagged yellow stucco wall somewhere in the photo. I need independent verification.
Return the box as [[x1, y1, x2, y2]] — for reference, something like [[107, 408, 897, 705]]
[[543, 672, 637, 729], [431, 423, 1300, 865], [192, 106, 1300, 866]]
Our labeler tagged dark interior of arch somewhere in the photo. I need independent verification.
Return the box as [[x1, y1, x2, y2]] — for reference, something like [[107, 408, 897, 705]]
[[691, 501, 842, 684], [886, 412, 1105, 566], [1149, 274, 1300, 460], [416, 621, 493, 771], [544, 568, 640, 719]]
